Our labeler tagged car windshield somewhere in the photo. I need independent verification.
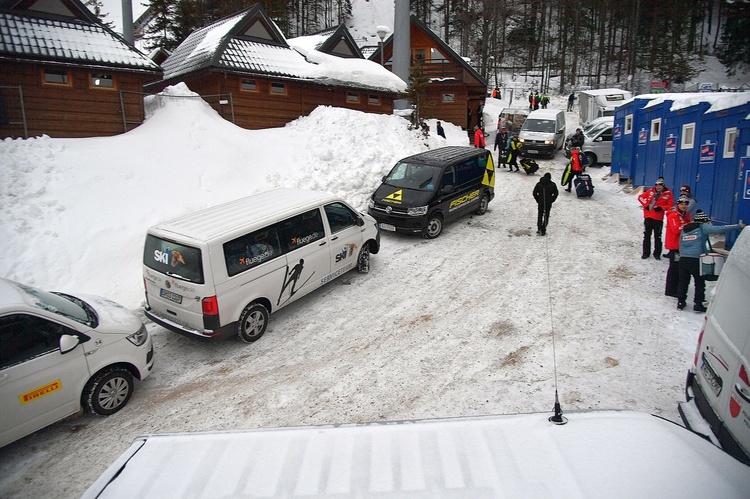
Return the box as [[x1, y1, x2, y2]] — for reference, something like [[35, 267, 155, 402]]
[[18, 283, 97, 327], [523, 119, 556, 133], [383, 162, 442, 191]]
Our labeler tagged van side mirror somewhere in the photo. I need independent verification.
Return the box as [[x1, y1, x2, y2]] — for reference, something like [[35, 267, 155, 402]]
[[60, 334, 81, 354], [595, 137, 602, 142], [356, 217, 365, 227], [441, 185, 454, 194], [382, 176, 387, 183]]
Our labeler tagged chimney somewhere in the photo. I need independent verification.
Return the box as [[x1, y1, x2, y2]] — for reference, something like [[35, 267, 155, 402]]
[[393, 0, 410, 109], [122, 0, 134, 44]]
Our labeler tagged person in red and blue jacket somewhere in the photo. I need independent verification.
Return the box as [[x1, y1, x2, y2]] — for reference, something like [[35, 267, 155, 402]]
[[664, 195, 692, 297], [637, 177, 673, 260]]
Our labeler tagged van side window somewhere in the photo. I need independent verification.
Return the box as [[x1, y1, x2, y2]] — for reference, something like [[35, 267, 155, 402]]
[[224, 227, 282, 277], [324, 203, 358, 234], [0, 315, 65, 369], [440, 166, 455, 189], [278, 209, 325, 251], [455, 159, 481, 185]]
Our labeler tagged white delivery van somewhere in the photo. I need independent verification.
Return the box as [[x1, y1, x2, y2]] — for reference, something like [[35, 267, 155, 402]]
[[142, 189, 380, 343], [83, 411, 750, 498], [679, 227, 750, 464], [578, 89, 632, 125], [518, 108, 566, 159]]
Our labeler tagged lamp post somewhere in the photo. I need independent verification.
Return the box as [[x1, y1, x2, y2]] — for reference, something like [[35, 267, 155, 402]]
[[376, 26, 389, 67]]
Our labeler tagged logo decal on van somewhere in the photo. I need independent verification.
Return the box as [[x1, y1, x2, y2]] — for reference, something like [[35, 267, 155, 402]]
[[335, 244, 358, 263], [20, 380, 62, 405], [154, 248, 187, 268], [449, 190, 480, 211], [382, 190, 403, 204], [482, 163, 495, 188], [278, 259, 314, 307]]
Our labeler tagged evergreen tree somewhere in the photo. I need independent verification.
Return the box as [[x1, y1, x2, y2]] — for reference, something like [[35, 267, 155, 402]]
[[85, 0, 114, 29], [716, 1, 750, 76]]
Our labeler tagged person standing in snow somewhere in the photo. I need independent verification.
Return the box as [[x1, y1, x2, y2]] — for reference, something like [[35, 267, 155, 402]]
[[679, 185, 697, 218], [637, 177, 674, 259], [562, 148, 584, 192], [529, 91, 534, 111], [541, 92, 550, 109], [664, 195, 692, 297], [495, 126, 509, 155], [436, 121, 446, 139], [567, 92, 575, 111], [676, 212, 745, 311], [570, 128, 585, 149], [533, 91, 540, 110], [506, 132, 522, 171], [533, 172, 558, 236], [473, 126, 486, 148]]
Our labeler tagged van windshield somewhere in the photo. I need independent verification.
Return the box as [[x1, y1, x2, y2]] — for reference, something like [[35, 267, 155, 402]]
[[143, 234, 204, 284], [383, 162, 442, 191], [523, 119, 557, 133]]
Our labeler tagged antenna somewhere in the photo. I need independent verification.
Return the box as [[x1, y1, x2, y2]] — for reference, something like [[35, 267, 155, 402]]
[[544, 229, 568, 425]]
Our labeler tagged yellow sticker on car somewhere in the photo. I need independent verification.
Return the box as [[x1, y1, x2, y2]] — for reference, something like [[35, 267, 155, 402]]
[[382, 189, 403, 204], [19, 380, 62, 405]]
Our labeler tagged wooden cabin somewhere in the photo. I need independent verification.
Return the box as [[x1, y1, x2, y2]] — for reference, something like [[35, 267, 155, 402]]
[[147, 5, 405, 130], [368, 16, 488, 130], [0, 0, 162, 139]]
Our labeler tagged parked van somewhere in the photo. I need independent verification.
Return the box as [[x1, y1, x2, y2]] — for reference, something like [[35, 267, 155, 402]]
[[142, 189, 380, 343], [679, 227, 750, 464], [518, 109, 566, 159], [367, 146, 495, 239], [564, 117, 614, 166]]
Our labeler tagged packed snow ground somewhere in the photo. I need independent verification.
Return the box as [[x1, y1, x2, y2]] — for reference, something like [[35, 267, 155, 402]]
[[0, 87, 730, 497]]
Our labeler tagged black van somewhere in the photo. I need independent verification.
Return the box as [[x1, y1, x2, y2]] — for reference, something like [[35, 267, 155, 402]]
[[367, 146, 495, 239]]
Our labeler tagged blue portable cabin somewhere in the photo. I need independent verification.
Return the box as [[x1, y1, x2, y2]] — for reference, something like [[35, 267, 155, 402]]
[[659, 97, 711, 195], [729, 113, 750, 248], [635, 95, 680, 188], [613, 97, 652, 181]]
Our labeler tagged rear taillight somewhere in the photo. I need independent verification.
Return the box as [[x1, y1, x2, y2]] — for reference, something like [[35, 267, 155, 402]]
[[693, 319, 706, 367], [740, 364, 750, 387], [202, 296, 219, 316], [143, 278, 149, 305]]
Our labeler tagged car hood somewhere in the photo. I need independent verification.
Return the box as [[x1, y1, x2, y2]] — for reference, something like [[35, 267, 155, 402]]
[[77, 294, 143, 335], [372, 184, 434, 208]]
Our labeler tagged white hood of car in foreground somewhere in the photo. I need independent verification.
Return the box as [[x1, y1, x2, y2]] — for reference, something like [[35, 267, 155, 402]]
[[77, 294, 142, 334]]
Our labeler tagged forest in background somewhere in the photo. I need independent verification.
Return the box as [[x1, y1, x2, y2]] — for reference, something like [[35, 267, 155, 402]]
[[87, 0, 750, 94]]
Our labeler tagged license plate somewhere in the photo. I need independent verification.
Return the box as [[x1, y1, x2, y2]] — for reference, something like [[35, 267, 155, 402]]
[[700, 354, 722, 396], [160, 288, 183, 304], [528, 149, 538, 154], [379, 223, 396, 232]]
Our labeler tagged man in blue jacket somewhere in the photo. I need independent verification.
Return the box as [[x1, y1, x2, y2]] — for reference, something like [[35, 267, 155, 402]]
[[676, 210, 745, 312]]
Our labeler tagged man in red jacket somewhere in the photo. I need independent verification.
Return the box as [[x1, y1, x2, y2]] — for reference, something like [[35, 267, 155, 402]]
[[664, 195, 692, 296], [637, 177, 674, 260], [473, 126, 486, 148]]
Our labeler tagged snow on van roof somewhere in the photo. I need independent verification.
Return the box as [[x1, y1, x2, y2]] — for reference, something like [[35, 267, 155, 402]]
[[149, 189, 338, 241], [526, 108, 564, 119], [579, 88, 631, 96]]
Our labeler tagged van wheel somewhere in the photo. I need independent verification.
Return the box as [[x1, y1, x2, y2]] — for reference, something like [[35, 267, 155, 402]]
[[475, 193, 490, 215], [357, 244, 370, 273], [237, 303, 268, 343], [423, 214, 443, 239], [585, 152, 598, 167], [84, 367, 134, 416]]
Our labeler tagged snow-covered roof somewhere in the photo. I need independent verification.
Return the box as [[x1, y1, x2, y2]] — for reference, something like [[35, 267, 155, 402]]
[[288, 25, 363, 59], [162, 6, 405, 94], [0, 11, 160, 71], [635, 92, 750, 115]]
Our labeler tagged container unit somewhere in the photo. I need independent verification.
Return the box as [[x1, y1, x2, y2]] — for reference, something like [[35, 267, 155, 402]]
[[660, 101, 711, 195], [612, 97, 650, 181], [634, 97, 674, 188], [729, 116, 750, 248]]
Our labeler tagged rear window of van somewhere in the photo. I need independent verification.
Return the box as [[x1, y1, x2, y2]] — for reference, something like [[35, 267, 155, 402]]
[[144, 235, 204, 284]]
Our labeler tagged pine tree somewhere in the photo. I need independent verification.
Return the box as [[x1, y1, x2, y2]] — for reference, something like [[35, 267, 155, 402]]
[[716, 2, 750, 76], [85, 0, 114, 29]]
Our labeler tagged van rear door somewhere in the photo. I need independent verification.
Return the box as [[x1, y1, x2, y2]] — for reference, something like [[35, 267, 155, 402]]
[[143, 234, 211, 334]]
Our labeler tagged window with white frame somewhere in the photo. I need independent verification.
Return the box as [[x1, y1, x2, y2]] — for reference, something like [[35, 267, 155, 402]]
[[680, 123, 695, 149], [724, 127, 738, 158], [650, 118, 661, 141], [625, 114, 633, 134]]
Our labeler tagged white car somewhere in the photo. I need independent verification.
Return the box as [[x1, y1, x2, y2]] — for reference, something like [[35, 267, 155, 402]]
[[0, 278, 154, 448]]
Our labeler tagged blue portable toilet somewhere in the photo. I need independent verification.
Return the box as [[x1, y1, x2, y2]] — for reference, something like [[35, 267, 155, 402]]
[[729, 114, 750, 248], [695, 96, 750, 224], [660, 98, 711, 195], [613, 96, 654, 181], [635, 96, 677, 188]]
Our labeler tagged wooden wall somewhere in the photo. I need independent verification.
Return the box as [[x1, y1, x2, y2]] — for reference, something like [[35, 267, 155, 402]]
[[152, 72, 395, 131], [0, 62, 158, 139]]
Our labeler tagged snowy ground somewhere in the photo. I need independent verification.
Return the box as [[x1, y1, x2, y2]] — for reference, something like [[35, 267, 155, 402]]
[[0, 89, 721, 497]]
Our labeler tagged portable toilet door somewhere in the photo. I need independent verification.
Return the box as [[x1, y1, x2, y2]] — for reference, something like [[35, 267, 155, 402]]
[[662, 120, 680, 190], [634, 115, 651, 187], [728, 117, 750, 248], [668, 102, 710, 196], [636, 100, 671, 187], [615, 97, 650, 182]]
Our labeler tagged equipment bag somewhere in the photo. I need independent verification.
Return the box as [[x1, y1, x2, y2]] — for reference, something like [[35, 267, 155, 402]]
[[574, 174, 594, 198]]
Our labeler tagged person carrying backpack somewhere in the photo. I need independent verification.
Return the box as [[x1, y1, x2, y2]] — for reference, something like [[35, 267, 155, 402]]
[[506, 133, 522, 171], [562, 148, 584, 192], [533, 173, 559, 236]]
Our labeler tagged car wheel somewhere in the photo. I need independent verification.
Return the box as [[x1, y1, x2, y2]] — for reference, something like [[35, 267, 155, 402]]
[[475, 192, 490, 215], [423, 214, 443, 239], [585, 152, 598, 167], [84, 367, 134, 416], [237, 303, 268, 343], [357, 244, 370, 273]]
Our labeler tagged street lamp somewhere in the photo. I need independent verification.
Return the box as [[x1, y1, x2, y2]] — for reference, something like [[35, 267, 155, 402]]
[[376, 26, 389, 67]]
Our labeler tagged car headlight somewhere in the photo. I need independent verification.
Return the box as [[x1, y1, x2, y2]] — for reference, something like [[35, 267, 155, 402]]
[[127, 324, 149, 346], [407, 206, 428, 216], [544, 140, 554, 145], [518, 138, 525, 143], [368, 198, 375, 209]]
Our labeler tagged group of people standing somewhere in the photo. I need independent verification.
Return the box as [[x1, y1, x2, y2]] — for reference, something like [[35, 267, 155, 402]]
[[638, 179, 745, 312], [528, 91, 550, 111]]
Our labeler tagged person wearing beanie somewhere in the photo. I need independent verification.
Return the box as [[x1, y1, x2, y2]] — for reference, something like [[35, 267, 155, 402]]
[[533, 172, 559, 236], [676, 211, 746, 311], [679, 185, 697, 218], [664, 195, 692, 297], [637, 177, 674, 260]]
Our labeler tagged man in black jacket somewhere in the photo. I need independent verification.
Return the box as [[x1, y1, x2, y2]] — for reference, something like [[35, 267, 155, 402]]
[[533, 172, 559, 236]]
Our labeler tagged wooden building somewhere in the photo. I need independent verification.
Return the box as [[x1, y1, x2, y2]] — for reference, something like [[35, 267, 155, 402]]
[[368, 16, 488, 130], [0, 0, 162, 139], [147, 5, 405, 130]]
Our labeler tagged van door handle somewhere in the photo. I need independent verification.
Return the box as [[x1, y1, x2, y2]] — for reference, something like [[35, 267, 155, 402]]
[[318, 241, 326, 246], [735, 384, 750, 403], [331, 236, 338, 241]]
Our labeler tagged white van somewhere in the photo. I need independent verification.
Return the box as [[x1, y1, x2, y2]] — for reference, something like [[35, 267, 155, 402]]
[[142, 189, 380, 343], [518, 108, 566, 159], [679, 227, 750, 464]]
